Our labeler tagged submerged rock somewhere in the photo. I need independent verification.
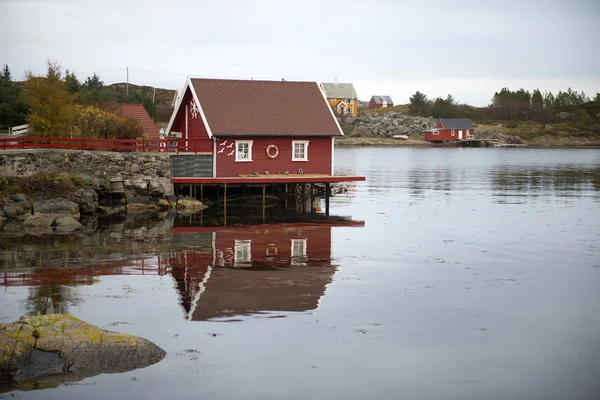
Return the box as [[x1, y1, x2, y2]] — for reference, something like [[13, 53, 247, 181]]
[[0, 314, 166, 391]]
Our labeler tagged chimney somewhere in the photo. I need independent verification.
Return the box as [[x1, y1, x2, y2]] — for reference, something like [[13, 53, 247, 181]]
[[334, 77, 338, 84]]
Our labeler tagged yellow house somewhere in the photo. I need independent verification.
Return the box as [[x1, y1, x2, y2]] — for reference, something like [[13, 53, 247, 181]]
[[320, 81, 358, 116]]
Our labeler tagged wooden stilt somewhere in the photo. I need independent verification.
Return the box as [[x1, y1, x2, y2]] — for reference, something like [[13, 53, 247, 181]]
[[284, 184, 288, 210], [262, 184, 266, 222], [302, 183, 307, 212], [200, 184, 204, 203], [224, 183, 227, 227], [325, 182, 330, 216], [310, 184, 315, 214]]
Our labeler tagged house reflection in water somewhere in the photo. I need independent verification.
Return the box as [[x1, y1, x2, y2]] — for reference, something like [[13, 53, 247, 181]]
[[166, 220, 364, 321], [1, 219, 363, 321]]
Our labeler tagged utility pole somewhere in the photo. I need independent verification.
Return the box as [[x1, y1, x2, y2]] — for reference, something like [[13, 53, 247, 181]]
[[153, 87, 156, 104], [126, 67, 129, 96]]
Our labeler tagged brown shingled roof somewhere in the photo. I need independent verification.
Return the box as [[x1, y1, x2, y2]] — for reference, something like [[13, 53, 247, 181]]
[[118, 104, 160, 139], [189, 78, 343, 136]]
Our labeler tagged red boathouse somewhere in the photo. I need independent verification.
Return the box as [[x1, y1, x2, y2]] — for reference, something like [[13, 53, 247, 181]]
[[166, 77, 357, 178], [423, 118, 475, 142], [165, 77, 365, 213]]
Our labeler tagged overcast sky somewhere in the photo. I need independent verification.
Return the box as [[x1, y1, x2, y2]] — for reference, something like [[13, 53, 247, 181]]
[[1, 0, 599, 106]]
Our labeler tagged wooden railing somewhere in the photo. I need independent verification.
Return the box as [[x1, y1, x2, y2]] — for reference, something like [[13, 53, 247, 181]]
[[0, 137, 210, 154]]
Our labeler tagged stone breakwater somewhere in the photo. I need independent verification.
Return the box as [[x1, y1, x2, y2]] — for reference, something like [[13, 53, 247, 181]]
[[341, 112, 436, 137], [0, 150, 206, 235]]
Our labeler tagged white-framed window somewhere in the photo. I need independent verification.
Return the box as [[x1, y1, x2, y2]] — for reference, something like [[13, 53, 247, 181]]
[[291, 239, 307, 265], [346, 107, 352, 113], [292, 140, 309, 161], [235, 140, 253, 162], [451, 131, 455, 136], [234, 239, 251, 266], [433, 131, 439, 135], [346, 98, 353, 104]]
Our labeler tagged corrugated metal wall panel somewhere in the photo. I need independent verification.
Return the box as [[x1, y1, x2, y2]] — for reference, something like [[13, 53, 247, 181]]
[[171, 155, 213, 177]]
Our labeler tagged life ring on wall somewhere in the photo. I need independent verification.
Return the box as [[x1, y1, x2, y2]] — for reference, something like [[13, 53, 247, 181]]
[[266, 144, 279, 159]]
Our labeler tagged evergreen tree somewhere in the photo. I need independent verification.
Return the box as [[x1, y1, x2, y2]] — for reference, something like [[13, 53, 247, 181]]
[[543, 91, 555, 109], [408, 91, 429, 117], [65, 69, 81, 94], [531, 88, 543, 109], [0, 64, 28, 129], [431, 95, 459, 118], [80, 73, 111, 105]]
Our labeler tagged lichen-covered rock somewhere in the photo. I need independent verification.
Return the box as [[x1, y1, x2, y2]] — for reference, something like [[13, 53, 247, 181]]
[[23, 214, 55, 229], [2, 194, 32, 219], [54, 216, 82, 232], [33, 198, 80, 220], [97, 205, 126, 216], [74, 189, 98, 214], [176, 196, 207, 211], [0, 314, 166, 389]]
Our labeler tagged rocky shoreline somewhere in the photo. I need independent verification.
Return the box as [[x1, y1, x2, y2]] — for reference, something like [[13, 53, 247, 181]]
[[336, 111, 600, 147], [0, 188, 206, 236]]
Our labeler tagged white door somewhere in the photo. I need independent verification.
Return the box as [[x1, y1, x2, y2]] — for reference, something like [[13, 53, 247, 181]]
[[458, 130, 463, 140]]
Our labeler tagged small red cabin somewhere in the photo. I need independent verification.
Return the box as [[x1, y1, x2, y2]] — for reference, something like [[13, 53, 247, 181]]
[[166, 78, 344, 178], [423, 118, 475, 142], [368, 95, 393, 109]]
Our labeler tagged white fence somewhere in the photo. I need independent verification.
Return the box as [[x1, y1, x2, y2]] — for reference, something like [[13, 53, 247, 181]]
[[9, 124, 29, 136]]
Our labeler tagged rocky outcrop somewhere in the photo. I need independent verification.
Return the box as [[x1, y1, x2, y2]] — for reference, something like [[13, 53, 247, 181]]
[[33, 198, 80, 220], [74, 189, 98, 214], [3, 194, 32, 219], [0, 314, 166, 390], [342, 112, 436, 137]]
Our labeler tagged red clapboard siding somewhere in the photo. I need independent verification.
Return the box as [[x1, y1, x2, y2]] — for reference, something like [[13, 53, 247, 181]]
[[171, 88, 213, 152], [216, 137, 333, 177]]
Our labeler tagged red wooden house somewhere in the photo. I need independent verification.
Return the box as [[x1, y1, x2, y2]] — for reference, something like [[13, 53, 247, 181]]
[[166, 78, 345, 178], [368, 95, 393, 109], [423, 118, 475, 142]]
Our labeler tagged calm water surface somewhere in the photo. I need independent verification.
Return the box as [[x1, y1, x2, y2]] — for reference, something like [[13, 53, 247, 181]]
[[1, 148, 599, 399]]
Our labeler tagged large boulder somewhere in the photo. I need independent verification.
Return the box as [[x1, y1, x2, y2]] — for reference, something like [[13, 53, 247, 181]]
[[0, 314, 166, 389], [124, 178, 149, 197], [33, 198, 80, 220], [2, 194, 32, 219], [74, 189, 98, 214], [54, 216, 82, 232]]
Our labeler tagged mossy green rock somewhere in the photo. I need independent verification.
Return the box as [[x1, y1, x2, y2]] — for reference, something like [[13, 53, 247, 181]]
[[0, 314, 166, 390], [176, 196, 206, 211]]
